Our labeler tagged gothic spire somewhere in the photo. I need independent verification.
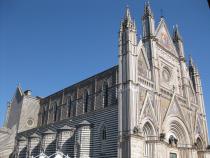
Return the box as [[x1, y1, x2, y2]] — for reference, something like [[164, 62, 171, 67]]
[[173, 25, 182, 42], [121, 6, 136, 31], [124, 5, 132, 22], [189, 55, 194, 67], [143, 1, 154, 18]]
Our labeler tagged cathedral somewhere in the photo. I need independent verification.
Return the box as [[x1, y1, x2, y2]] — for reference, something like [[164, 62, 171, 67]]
[[0, 2, 210, 158]]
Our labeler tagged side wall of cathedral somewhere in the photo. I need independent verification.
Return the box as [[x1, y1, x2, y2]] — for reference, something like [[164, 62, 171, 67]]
[[16, 106, 118, 158], [15, 66, 119, 158]]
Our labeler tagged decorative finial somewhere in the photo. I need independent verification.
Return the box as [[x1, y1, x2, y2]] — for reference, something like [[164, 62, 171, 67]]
[[17, 82, 21, 88], [189, 55, 194, 67], [144, 0, 153, 17], [173, 24, 182, 42], [124, 5, 131, 21]]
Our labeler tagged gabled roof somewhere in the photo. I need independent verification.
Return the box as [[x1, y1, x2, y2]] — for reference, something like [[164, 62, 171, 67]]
[[57, 125, 75, 131], [29, 132, 40, 138], [42, 129, 56, 135], [17, 135, 27, 141], [155, 18, 178, 57], [76, 120, 92, 128]]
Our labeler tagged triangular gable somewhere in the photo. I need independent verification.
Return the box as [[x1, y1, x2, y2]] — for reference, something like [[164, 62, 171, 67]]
[[137, 40, 150, 69], [57, 125, 75, 131], [163, 94, 186, 122], [29, 132, 40, 138], [12, 85, 23, 103], [139, 92, 157, 125], [42, 129, 56, 135], [188, 80, 196, 103], [195, 114, 202, 135], [155, 18, 178, 56]]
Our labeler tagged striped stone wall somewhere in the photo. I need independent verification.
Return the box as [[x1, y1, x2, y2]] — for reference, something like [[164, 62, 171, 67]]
[[16, 104, 118, 158]]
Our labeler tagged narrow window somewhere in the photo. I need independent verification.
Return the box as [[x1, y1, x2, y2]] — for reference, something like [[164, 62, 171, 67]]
[[102, 126, 107, 140], [42, 107, 45, 125], [100, 125, 107, 153], [84, 90, 89, 113], [41, 105, 48, 125], [68, 97, 72, 117], [73, 100, 76, 116], [57, 107, 61, 121], [103, 82, 109, 108], [45, 105, 49, 124], [54, 103, 57, 122]]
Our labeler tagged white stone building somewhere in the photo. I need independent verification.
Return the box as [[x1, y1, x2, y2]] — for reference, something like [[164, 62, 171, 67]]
[[0, 2, 210, 158]]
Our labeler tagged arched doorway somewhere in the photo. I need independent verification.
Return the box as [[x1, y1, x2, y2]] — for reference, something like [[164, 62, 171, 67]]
[[163, 117, 191, 158], [142, 121, 156, 158]]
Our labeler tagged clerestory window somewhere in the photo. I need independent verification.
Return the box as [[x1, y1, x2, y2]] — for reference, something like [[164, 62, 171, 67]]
[[53, 103, 57, 122], [84, 90, 89, 113], [68, 97, 72, 117], [102, 81, 109, 108]]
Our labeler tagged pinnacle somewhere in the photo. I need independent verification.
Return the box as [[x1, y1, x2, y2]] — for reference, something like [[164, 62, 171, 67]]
[[189, 55, 194, 67], [173, 24, 182, 42], [144, 1, 153, 17], [124, 5, 132, 21]]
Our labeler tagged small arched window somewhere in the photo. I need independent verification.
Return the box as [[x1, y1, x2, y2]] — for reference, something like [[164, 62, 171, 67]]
[[68, 97, 72, 117], [101, 126, 107, 141], [53, 103, 58, 122], [102, 82, 109, 108], [84, 90, 89, 113]]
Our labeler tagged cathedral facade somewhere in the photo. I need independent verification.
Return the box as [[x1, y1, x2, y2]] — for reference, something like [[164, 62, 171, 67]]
[[0, 2, 210, 158]]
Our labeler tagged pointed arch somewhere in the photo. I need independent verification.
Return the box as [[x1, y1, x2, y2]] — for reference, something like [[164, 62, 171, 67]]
[[98, 123, 108, 154], [142, 120, 156, 137], [195, 136, 204, 150], [163, 116, 191, 146], [142, 121, 156, 158], [98, 122, 108, 141]]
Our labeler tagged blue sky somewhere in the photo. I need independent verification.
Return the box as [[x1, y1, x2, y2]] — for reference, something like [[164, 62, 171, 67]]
[[0, 0, 210, 136]]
